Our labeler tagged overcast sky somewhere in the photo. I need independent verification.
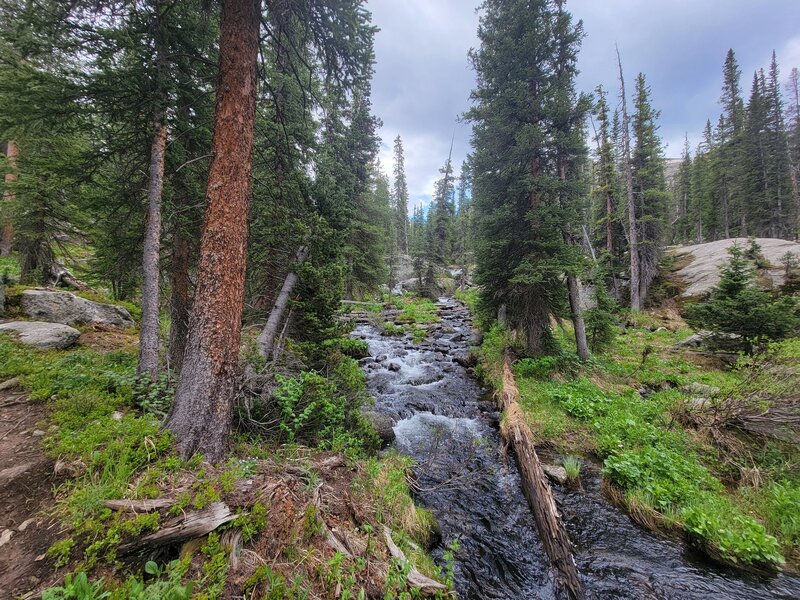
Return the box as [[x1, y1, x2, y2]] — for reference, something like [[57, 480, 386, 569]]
[[367, 0, 800, 212]]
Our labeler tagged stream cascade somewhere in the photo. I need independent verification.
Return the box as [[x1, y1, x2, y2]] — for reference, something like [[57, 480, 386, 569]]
[[353, 298, 800, 599]]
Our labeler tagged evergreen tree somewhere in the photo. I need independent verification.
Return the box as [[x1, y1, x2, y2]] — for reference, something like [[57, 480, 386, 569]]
[[787, 67, 800, 238], [672, 136, 692, 243], [718, 49, 746, 236], [631, 73, 669, 305], [429, 149, 456, 266], [453, 159, 472, 274], [684, 244, 799, 352], [592, 85, 621, 258], [392, 135, 409, 254], [468, 0, 590, 358], [765, 51, 791, 238]]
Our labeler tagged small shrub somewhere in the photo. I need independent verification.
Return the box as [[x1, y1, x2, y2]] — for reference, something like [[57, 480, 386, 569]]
[[684, 245, 800, 351]]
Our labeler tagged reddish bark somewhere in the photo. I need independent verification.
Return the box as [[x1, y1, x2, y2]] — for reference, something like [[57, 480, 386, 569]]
[[165, 0, 261, 461], [1, 140, 18, 257]]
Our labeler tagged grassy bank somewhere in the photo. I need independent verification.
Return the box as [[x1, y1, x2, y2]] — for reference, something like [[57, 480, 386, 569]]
[[0, 323, 450, 598], [474, 315, 799, 571]]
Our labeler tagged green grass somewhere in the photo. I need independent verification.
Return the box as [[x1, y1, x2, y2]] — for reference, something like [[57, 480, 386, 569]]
[[3, 322, 446, 598], [562, 456, 581, 481], [477, 319, 794, 569], [392, 295, 439, 325], [0, 253, 21, 281]]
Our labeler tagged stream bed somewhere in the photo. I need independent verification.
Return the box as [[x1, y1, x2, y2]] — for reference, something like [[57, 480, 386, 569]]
[[354, 298, 800, 599]]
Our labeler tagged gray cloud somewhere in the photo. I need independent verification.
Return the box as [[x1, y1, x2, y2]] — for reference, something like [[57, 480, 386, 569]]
[[368, 0, 800, 207]]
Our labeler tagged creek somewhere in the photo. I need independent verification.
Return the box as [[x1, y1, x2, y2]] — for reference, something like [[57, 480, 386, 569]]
[[353, 298, 800, 599]]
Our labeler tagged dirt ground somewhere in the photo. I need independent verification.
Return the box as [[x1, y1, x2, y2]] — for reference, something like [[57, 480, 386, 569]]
[[0, 385, 64, 598]]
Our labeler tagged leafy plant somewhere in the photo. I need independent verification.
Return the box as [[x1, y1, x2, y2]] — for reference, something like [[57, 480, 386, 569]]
[[42, 572, 110, 600]]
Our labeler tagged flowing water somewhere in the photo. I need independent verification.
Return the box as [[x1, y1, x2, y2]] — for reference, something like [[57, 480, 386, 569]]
[[354, 298, 800, 599]]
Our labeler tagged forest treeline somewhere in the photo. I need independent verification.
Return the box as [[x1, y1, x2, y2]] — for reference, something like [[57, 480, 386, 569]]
[[0, 0, 799, 458]]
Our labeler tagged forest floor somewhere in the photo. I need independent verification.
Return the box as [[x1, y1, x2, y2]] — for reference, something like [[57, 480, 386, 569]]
[[0, 297, 451, 599], [0, 387, 64, 596]]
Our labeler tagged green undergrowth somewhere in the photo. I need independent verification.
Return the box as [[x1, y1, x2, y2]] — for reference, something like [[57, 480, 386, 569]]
[[381, 295, 439, 343], [474, 319, 797, 569], [1, 330, 447, 597]]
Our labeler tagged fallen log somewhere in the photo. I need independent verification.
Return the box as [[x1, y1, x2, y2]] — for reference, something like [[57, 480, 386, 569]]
[[499, 352, 583, 600], [257, 245, 308, 360], [118, 501, 236, 553], [104, 498, 175, 512]]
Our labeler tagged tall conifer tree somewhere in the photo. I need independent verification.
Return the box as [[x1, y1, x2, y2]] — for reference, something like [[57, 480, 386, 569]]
[[468, 0, 590, 357]]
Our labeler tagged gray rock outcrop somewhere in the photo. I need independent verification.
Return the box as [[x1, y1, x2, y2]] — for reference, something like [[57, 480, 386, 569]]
[[0, 321, 80, 350], [21, 289, 134, 328], [667, 237, 800, 297]]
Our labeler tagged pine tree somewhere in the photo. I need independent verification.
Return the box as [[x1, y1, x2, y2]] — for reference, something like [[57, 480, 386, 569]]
[[166, 0, 262, 461], [743, 71, 770, 235], [672, 136, 692, 243], [787, 67, 800, 238], [453, 159, 472, 275], [429, 148, 456, 266], [765, 51, 791, 238], [392, 135, 409, 254], [719, 49, 746, 236], [468, 0, 590, 358], [631, 73, 669, 303], [592, 85, 620, 257]]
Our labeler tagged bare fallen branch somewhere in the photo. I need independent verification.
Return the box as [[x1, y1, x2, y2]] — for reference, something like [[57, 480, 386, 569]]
[[382, 525, 447, 595], [104, 498, 175, 512], [118, 502, 236, 553]]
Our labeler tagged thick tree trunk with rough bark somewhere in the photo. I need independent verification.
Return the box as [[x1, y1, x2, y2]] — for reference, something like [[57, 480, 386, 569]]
[[168, 231, 192, 374], [524, 292, 552, 356], [617, 49, 640, 312], [257, 245, 308, 360], [137, 117, 168, 379], [499, 353, 583, 600], [1, 140, 17, 257], [165, 0, 260, 462]]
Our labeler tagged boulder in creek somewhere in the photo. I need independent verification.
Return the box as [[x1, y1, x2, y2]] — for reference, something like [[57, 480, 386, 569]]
[[21, 289, 135, 328], [362, 410, 396, 447], [0, 321, 80, 350], [453, 351, 477, 368], [541, 464, 568, 486]]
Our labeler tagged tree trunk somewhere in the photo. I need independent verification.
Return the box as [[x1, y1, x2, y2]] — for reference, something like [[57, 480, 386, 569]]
[[786, 138, 800, 241], [256, 245, 308, 360], [617, 49, 640, 311], [168, 230, 192, 374], [524, 293, 551, 356], [499, 353, 583, 600], [566, 273, 590, 361], [1, 140, 18, 257], [605, 189, 614, 254], [137, 116, 168, 380], [165, 0, 261, 462]]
